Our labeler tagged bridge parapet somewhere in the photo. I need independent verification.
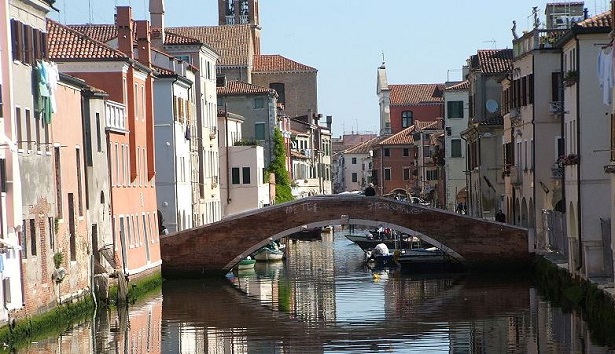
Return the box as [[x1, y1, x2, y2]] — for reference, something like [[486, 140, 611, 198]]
[[161, 196, 531, 278]]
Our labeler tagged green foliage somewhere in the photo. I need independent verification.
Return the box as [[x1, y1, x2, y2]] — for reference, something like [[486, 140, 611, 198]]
[[0, 297, 94, 352], [268, 128, 294, 203], [53, 252, 63, 269]]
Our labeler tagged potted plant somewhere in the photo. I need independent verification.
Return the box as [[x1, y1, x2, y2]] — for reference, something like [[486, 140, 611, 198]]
[[564, 70, 578, 86]]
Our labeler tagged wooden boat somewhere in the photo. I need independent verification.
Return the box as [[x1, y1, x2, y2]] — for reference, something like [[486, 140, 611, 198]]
[[367, 244, 462, 272], [237, 257, 256, 270], [345, 231, 422, 251], [253, 242, 285, 261], [288, 227, 322, 241]]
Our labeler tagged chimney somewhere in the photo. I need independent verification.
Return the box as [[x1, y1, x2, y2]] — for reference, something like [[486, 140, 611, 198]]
[[149, 0, 165, 49], [136, 20, 151, 68], [326, 115, 332, 129], [115, 7, 134, 59]]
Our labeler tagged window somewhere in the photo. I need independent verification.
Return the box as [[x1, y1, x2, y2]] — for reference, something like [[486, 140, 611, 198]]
[[351, 157, 357, 164], [447, 101, 464, 118], [384, 168, 391, 180], [269, 83, 285, 104], [15, 107, 22, 150], [451, 139, 462, 158], [384, 148, 390, 157], [426, 169, 439, 180], [403, 167, 411, 180], [231, 167, 240, 184], [401, 111, 413, 128], [351, 173, 358, 182], [48, 217, 55, 250], [29, 219, 36, 256], [403, 148, 409, 157], [242, 167, 251, 184], [254, 98, 264, 109], [255, 122, 265, 140], [96, 113, 102, 152]]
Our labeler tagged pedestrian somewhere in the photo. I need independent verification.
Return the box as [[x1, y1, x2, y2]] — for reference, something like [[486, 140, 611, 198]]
[[495, 209, 506, 223], [364, 183, 376, 196]]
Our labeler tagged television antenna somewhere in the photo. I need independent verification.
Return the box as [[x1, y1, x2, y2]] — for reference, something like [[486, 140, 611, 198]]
[[482, 39, 497, 48]]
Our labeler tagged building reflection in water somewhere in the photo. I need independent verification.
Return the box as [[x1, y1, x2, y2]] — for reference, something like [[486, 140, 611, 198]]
[[18, 231, 615, 353]]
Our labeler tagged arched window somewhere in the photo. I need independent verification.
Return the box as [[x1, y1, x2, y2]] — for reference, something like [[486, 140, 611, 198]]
[[402, 111, 413, 128]]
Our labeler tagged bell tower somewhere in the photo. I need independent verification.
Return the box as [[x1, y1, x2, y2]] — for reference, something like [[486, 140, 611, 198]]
[[218, 0, 260, 26]]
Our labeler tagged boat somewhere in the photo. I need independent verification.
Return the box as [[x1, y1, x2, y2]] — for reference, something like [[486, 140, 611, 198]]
[[236, 257, 256, 270], [288, 227, 322, 241], [345, 229, 422, 251], [253, 242, 285, 261], [366, 243, 462, 272]]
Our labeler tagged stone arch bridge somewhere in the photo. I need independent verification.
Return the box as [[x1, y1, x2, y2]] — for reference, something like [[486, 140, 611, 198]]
[[161, 196, 531, 278]]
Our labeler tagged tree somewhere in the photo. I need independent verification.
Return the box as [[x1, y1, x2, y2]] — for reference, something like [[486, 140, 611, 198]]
[[268, 128, 294, 203]]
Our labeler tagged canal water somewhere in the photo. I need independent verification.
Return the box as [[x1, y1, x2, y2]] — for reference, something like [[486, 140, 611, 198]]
[[19, 229, 615, 353]]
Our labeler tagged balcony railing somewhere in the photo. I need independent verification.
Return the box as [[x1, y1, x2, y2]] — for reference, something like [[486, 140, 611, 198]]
[[551, 166, 563, 179], [548, 101, 564, 115], [105, 101, 126, 131], [510, 166, 522, 186]]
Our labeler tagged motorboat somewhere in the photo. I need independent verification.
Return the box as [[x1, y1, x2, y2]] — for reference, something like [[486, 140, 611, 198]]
[[345, 228, 422, 251], [236, 256, 256, 270], [365, 243, 462, 272], [253, 242, 285, 261]]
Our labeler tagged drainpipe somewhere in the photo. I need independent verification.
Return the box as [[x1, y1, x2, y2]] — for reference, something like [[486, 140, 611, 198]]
[[380, 144, 384, 195], [574, 34, 583, 271]]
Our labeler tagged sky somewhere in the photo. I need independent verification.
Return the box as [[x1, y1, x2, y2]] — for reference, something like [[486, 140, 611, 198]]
[[49, 0, 612, 138]]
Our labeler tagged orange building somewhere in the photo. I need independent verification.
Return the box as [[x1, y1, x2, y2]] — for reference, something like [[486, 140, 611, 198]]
[[47, 7, 161, 280]]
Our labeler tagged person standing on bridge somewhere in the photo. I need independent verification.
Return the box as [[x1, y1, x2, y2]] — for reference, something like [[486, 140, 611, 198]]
[[364, 183, 376, 196], [495, 209, 506, 223]]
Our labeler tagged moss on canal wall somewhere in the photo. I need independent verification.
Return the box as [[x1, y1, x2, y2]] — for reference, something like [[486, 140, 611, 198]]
[[0, 297, 95, 352], [532, 256, 615, 348], [0, 270, 162, 352]]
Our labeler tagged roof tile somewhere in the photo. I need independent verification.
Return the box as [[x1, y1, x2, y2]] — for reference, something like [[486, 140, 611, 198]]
[[476, 49, 513, 74], [576, 10, 612, 28], [47, 19, 127, 60], [253, 55, 316, 73], [217, 80, 276, 96], [389, 84, 445, 106]]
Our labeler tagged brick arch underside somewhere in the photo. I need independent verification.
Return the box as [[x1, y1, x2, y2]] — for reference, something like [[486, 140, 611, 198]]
[[161, 196, 531, 278]]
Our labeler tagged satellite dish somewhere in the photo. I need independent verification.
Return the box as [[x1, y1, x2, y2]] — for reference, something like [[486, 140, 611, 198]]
[[486, 99, 499, 113]]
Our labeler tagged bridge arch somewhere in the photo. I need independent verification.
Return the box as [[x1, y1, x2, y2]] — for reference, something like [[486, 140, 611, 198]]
[[161, 196, 531, 278]]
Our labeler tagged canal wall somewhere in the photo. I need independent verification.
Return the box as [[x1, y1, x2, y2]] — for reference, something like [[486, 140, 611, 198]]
[[533, 255, 615, 347], [0, 269, 162, 351]]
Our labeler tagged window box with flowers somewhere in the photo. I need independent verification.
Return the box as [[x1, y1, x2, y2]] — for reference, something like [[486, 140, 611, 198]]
[[557, 154, 579, 166], [563, 70, 578, 87]]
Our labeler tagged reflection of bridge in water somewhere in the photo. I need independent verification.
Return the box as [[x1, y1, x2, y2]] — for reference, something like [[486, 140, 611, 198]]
[[161, 276, 531, 351], [161, 196, 531, 278]]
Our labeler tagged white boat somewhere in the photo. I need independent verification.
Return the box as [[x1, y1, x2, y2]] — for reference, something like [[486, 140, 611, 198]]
[[253, 242, 285, 261], [237, 256, 256, 270]]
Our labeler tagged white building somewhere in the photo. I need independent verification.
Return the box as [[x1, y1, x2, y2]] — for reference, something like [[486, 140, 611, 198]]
[[218, 111, 270, 216], [443, 80, 469, 212], [152, 52, 197, 233]]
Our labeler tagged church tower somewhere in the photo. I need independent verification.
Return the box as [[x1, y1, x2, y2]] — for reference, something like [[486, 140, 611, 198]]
[[218, 0, 260, 26], [377, 62, 391, 135]]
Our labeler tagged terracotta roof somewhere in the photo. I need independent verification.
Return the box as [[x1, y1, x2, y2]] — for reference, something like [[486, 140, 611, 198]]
[[217, 80, 276, 96], [67, 24, 118, 42], [475, 49, 513, 74], [389, 84, 445, 106], [415, 119, 443, 131], [153, 65, 175, 77], [576, 11, 612, 28], [380, 127, 415, 145], [344, 137, 378, 154], [252, 55, 317, 73], [68, 24, 205, 48], [445, 80, 469, 90], [168, 25, 253, 67], [164, 31, 203, 45], [47, 20, 128, 60]]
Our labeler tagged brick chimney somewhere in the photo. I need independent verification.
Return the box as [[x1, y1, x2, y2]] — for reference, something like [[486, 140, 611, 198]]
[[115, 6, 134, 59], [149, 0, 165, 49], [135, 20, 151, 68]]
